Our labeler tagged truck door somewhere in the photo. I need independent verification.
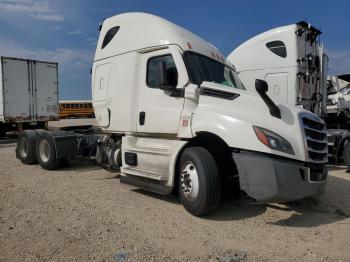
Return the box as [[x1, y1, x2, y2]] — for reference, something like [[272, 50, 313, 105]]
[[1, 57, 31, 120], [137, 46, 187, 134], [265, 73, 288, 104], [33, 61, 59, 119]]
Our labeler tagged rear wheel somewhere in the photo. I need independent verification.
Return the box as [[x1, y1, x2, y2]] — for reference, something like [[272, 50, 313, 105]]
[[0, 123, 5, 139], [178, 147, 221, 216], [343, 141, 350, 169], [36, 132, 61, 170], [16, 130, 38, 164]]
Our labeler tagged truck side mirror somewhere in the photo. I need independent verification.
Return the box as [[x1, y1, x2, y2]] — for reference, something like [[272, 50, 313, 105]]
[[156, 61, 178, 89], [255, 79, 281, 118], [156, 61, 180, 97], [255, 79, 268, 93]]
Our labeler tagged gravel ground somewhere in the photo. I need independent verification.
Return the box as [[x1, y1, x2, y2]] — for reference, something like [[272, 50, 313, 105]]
[[0, 137, 350, 262]]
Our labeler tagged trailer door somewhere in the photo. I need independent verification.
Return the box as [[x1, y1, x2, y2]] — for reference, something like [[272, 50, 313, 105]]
[[1, 58, 31, 120], [33, 62, 59, 119]]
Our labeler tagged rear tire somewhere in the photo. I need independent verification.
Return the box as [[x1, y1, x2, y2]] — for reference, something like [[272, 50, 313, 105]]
[[16, 130, 38, 164], [0, 123, 5, 139], [36, 132, 61, 170], [343, 141, 350, 169], [178, 147, 221, 216]]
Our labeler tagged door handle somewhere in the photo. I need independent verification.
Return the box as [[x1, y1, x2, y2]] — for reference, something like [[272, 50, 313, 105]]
[[139, 111, 145, 125]]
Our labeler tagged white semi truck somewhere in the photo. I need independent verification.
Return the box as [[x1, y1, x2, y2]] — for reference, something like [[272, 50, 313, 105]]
[[228, 21, 350, 168], [0, 57, 59, 138], [16, 13, 327, 216]]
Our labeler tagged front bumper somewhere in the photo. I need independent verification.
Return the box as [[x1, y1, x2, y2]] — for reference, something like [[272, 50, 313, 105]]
[[232, 151, 327, 203]]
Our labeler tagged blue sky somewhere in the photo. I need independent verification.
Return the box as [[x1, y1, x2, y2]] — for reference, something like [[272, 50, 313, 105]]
[[0, 0, 349, 100]]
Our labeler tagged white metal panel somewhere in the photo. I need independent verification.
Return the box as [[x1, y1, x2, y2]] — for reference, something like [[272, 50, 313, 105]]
[[1, 57, 31, 120], [121, 135, 187, 186], [92, 52, 141, 131], [93, 63, 110, 102], [265, 73, 288, 104], [34, 62, 59, 118], [236, 67, 297, 105]]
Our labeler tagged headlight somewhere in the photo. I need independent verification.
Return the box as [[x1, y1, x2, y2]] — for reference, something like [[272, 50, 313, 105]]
[[253, 126, 294, 155]]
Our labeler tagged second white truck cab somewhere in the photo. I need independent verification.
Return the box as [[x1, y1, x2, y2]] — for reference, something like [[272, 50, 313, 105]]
[[227, 21, 350, 169], [16, 13, 328, 216], [228, 21, 325, 114]]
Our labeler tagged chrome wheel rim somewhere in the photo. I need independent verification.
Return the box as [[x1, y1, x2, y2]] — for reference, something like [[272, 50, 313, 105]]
[[180, 161, 199, 201], [39, 140, 50, 163], [19, 136, 28, 158]]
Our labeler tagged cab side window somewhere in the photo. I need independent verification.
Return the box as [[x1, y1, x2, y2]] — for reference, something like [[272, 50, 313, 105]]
[[147, 55, 178, 88], [101, 26, 120, 49], [266, 41, 287, 58]]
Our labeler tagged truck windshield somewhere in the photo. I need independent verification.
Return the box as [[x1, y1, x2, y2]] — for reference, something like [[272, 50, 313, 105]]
[[183, 51, 245, 90]]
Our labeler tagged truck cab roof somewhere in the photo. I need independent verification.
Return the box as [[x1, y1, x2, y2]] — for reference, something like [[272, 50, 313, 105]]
[[228, 21, 322, 71], [94, 12, 226, 63]]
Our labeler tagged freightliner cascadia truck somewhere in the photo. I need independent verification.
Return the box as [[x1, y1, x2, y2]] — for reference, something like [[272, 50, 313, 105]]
[[228, 21, 350, 169], [16, 13, 327, 216]]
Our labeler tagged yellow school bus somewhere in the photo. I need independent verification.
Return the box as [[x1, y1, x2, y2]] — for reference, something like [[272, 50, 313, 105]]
[[59, 100, 94, 119]]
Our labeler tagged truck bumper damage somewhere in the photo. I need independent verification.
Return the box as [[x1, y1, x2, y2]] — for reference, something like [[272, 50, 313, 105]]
[[232, 151, 327, 203]]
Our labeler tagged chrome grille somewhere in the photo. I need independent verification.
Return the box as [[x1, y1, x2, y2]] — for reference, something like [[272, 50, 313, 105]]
[[300, 114, 328, 164]]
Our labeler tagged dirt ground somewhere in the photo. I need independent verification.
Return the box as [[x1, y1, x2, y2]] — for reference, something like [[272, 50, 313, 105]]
[[1, 135, 350, 261]]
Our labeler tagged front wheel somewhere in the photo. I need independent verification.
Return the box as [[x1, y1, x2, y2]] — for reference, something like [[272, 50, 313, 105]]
[[178, 147, 221, 216]]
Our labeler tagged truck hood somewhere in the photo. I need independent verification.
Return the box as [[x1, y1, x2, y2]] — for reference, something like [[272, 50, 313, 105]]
[[199, 81, 304, 119], [192, 81, 314, 161]]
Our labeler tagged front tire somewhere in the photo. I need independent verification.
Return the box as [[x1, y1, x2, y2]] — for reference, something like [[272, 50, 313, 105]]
[[178, 147, 221, 216]]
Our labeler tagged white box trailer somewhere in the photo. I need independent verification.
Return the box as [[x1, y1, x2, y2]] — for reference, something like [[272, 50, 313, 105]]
[[0, 56, 59, 138]]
